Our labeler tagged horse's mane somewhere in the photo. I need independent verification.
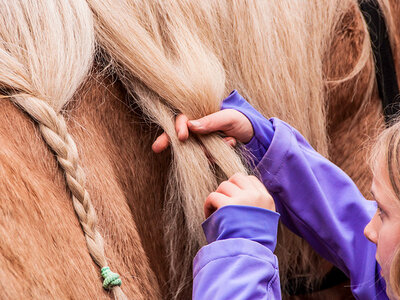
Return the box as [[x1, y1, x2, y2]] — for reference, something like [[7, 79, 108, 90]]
[[90, 1, 377, 296], [0, 1, 130, 299], [0, 0, 392, 298]]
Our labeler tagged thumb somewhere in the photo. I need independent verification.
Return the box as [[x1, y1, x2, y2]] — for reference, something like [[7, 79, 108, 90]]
[[187, 109, 236, 135]]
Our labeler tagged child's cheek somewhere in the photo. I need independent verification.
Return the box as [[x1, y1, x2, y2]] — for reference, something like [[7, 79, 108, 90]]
[[377, 222, 400, 279]]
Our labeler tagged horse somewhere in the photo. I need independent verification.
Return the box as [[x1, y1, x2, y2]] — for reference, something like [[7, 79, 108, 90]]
[[0, 0, 398, 299]]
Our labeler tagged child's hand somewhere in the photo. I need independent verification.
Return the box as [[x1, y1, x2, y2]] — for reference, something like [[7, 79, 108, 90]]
[[152, 109, 254, 153], [204, 173, 275, 219]]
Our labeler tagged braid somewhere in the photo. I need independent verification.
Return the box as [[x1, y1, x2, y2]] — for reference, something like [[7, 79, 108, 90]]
[[0, 0, 129, 296], [12, 94, 127, 299]]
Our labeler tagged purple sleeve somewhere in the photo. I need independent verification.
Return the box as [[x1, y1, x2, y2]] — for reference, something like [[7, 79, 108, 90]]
[[192, 205, 282, 299], [260, 119, 386, 299], [221, 90, 274, 164], [221, 92, 387, 299]]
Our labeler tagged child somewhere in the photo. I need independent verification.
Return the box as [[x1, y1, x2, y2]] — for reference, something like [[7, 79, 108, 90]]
[[152, 90, 394, 299]]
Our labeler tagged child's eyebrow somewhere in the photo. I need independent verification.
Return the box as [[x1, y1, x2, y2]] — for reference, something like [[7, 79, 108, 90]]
[[370, 190, 381, 204], [370, 190, 387, 209], [370, 190, 376, 199]]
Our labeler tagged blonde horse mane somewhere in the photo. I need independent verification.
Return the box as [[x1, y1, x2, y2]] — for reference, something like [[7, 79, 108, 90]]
[[89, 0, 377, 296], [0, 1, 127, 299], [0, 0, 393, 298]]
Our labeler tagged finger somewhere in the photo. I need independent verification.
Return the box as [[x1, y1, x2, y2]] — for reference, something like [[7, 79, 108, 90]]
[[228, 172, 253, 190], [175, 114, 189, 141], [223, 137, 237, 147], [216, 180, 241, 197], [204, 192, 231, 219], [151, 132, 170, 153], [188, 109, 237, 134]]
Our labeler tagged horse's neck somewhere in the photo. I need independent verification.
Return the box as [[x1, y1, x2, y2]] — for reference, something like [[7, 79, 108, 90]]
[[0, 71, 169, 299], [324, 2, 385, 197], [66, 72, 173, 298], [326, 0, 400, 197]]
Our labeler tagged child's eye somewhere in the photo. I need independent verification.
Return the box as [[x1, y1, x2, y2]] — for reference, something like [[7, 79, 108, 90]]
[[377, 206, 386, 220]]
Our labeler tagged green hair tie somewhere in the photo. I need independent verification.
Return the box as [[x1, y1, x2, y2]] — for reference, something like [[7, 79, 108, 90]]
[[101, 266, 122, 290]]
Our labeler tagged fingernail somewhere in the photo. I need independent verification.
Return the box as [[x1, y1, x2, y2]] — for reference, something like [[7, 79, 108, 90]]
[[189, 120, 201, 128]]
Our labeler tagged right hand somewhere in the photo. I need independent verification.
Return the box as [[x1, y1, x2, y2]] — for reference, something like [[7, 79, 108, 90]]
[[151, 109, 254, 153], [204, 173, 276, 219]]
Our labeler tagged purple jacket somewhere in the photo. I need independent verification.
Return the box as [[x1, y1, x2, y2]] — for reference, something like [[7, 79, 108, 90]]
[[192, 91, 387, 299]]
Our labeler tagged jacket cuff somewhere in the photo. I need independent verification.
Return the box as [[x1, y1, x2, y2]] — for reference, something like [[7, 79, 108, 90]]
[[193, 238, 279, 279], [221, 90, 275, 164], [202, 205, 280, 253]]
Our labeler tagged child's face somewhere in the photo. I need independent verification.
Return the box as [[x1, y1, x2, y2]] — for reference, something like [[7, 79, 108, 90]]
[[364, 167, 400, 293]]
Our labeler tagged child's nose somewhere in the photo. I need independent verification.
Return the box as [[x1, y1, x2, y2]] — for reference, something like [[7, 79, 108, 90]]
[[364, 212, 379, 244]]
